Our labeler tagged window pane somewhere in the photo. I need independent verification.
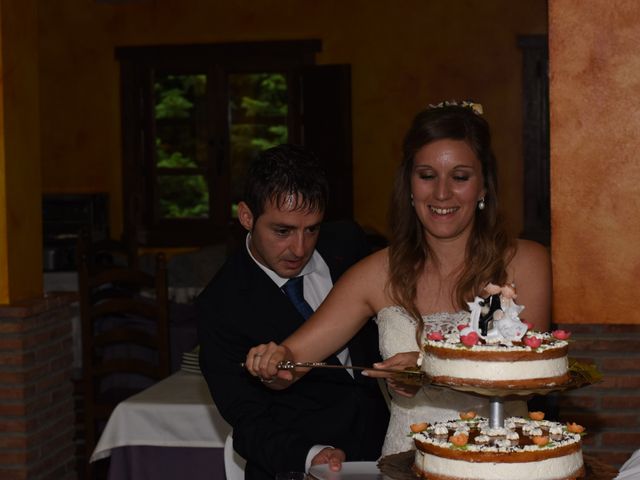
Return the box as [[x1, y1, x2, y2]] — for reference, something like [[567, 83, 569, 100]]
[[157, 174, 209, 219], [154, 73, 209, 220], [154, 74, 208, 169], [228, 73, 288, 215]]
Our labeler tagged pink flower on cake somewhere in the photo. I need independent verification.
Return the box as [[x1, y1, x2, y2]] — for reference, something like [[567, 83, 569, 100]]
[[521, 320, 534, 331], [552, 330, 572, 340], [457, 324, 469, 331], [427, 332, 444, 341], [523, 336, 542, 349], [460, 332, 479, 347]]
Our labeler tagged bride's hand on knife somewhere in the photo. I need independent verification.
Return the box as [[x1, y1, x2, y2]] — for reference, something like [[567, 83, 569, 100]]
[[365, 351, 422, 398], [245, 342, 295, 389]]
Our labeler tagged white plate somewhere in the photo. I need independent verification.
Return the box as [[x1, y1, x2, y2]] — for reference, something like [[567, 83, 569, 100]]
[[181, 365, 202, 374], [181, 359, 200, 365], [309, 461, 382, 480]]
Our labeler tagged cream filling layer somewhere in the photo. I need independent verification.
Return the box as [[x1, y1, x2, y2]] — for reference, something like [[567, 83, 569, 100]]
[[423, 356, 568, 381], [415, 450, 583, 480]]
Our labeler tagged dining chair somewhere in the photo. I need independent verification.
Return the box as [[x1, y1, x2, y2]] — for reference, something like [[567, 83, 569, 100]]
[[76, 227, 139, 274], [224, 431, 247, 480], [79, 250, 170, 479]]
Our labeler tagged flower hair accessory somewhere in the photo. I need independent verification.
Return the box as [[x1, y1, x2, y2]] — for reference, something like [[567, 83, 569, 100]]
[[428, 100, 484, 115]]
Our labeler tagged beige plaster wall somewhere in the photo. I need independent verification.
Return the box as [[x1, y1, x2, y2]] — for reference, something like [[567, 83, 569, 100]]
[[549, 0, 640, 324], [37, 0, 546, 240]]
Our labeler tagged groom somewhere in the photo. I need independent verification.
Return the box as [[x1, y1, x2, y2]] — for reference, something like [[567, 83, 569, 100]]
[[197, 144, 389, 480]]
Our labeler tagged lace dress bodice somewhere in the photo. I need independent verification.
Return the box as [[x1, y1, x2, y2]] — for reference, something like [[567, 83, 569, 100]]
[[375, 306, 527, 456]]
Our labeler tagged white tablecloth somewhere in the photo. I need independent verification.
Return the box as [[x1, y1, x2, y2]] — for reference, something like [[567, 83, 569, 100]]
[[91, 370, 231, 462]]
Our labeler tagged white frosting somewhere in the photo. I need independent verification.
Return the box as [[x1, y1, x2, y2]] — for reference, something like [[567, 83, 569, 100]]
[[427, 332, 568, 352], [412, 417, 582, 454], [434, 425, 449, 435], [423, 355, 568, 382], [550, 425, 564, 435], [507, 431, 520, 441], [415, 449, 584, 480]]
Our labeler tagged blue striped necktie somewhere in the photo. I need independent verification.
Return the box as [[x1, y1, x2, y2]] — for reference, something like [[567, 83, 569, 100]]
[[282, 276, 314, 320]]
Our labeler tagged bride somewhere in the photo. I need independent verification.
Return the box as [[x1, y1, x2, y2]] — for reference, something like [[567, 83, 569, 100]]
[[246, 101, 552, 457]]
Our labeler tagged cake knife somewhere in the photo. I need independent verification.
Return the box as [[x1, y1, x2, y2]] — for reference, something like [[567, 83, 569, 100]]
[[241, 360, 425, 377]]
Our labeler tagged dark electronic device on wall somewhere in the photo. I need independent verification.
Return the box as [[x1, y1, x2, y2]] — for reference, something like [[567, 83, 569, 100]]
[[42, 194, 109, 272]]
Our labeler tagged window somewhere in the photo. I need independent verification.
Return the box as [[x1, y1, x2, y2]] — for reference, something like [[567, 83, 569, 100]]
[[518, 35, 550, 246], [117, 41, 352, 247]]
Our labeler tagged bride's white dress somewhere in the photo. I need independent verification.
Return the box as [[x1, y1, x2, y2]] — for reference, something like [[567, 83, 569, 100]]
[[375, 306, 527, 456]]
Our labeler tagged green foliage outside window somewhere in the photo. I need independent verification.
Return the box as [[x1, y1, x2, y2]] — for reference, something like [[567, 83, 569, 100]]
[[154, 72, 289, 219], [229, 73, 288, 207], [154, 75, 208, 218]]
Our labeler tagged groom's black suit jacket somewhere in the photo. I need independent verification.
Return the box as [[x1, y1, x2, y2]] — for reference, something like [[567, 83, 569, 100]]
[[197, 221, 389, 480]]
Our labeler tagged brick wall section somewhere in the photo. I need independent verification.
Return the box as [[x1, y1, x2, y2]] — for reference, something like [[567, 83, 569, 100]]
[[0, 293, 77, 480], [555, 322, 640, 469]]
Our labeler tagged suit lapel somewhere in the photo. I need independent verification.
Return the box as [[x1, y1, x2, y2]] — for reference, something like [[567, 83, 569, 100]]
[[237, 249, 303, 340]]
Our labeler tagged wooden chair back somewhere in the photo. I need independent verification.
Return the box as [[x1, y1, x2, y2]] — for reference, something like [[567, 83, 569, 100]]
[[77, 228, 139, 274], [78, 250, 170, 478]]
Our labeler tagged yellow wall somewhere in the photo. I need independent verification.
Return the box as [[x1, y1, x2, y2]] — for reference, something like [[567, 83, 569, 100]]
[[0, 0, 41, 304], [38, 0, 547, 240], [549, 0, 640, 324]]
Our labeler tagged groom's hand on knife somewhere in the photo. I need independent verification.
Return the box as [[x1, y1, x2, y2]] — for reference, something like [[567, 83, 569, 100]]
[[246, 342, 298, 389]]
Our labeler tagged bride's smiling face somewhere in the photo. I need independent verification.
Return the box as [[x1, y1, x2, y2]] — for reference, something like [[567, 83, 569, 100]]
[[410, 139, 485, 242]]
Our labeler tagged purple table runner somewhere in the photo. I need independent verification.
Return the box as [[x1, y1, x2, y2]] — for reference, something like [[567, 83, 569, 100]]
[[108, 446, 225, 480]]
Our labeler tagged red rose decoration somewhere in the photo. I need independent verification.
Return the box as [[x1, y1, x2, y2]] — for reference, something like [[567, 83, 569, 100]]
[[524, 336, 542, 349], [461, 332, 479, 347], [457, 324, 469, 331], [552, 330, 571, 340], [427, 332, 444, 341]]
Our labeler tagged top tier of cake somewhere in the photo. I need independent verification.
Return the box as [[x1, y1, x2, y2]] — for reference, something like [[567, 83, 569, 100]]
[[419, 284, 572, 390]]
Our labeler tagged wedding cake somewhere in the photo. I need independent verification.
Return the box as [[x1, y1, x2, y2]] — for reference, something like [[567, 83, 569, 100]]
[[421, 284, 570, 389], [412, 414, 585, 480], [412, 284, 584, 479]]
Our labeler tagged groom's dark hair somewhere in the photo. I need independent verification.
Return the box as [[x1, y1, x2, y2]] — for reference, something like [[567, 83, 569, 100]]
[[243, 144, 329, 220]]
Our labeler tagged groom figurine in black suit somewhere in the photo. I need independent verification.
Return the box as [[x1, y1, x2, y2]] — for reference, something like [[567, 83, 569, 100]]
[[197, 144, 389, 480]]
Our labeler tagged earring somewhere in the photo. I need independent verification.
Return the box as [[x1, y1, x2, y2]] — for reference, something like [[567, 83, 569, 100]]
[[477, 197, 485, 211], [410, 193, 414, 207]]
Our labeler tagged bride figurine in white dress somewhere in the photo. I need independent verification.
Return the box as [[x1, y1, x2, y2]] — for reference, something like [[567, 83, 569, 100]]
[[246, 102, 552, 459]]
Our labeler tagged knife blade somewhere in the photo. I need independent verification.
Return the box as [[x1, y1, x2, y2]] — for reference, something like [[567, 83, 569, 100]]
[[241, 360, 424, 377]]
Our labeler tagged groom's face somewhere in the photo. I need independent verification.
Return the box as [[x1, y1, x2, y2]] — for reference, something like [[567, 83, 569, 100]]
[[238, 197, 324, 278]]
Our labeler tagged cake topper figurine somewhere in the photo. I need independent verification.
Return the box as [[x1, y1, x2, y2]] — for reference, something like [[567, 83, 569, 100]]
[[466, 283, 528, 344], [478, 292, 502, 336]]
